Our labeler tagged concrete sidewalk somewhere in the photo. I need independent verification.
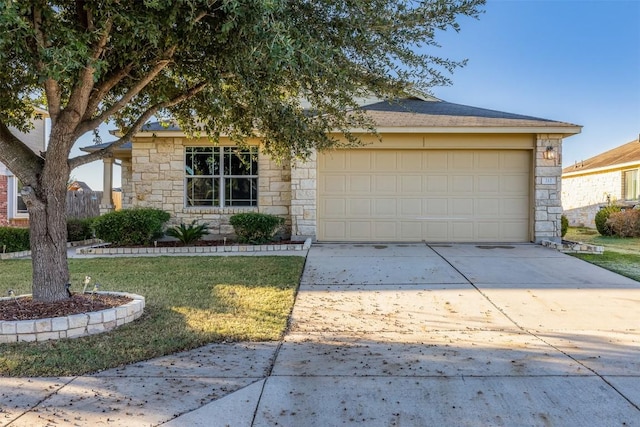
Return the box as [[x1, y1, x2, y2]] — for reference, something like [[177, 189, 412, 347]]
[[2, 243, 639, 426]]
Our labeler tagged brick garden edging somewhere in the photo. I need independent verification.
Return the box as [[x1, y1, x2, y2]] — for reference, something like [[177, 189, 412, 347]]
[[0, 291, 145, 343]]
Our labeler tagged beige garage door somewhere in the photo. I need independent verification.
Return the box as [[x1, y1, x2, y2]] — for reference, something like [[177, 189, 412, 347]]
[[318, 149, 531, 242]]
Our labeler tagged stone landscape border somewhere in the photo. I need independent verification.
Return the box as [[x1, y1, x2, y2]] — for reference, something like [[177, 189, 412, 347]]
[[77, 238, 312, 255], [0, 239, 101, 260], [0, 291, 145, 343], [541, 239, 604, 254]]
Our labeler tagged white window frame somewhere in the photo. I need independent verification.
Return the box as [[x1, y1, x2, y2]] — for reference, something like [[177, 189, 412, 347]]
[[7, 175, 29, 219], [184, 146, 259, 208], [623, 169, 639, 201]]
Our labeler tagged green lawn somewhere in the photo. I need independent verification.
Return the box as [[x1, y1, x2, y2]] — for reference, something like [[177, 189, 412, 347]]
[[565, 227, 640, 254], [0, 256, 305, 377], [566, 227, 640, 281]]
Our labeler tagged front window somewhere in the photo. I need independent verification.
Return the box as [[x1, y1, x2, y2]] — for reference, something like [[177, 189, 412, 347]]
[[624, 169, 639, 200], [185, 146, 258, 207], [16, 180, 28, 214]]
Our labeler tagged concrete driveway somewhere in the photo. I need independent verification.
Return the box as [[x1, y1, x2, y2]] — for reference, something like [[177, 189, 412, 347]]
[[3, 243, 639, 426], [198, 243, 639, 426]]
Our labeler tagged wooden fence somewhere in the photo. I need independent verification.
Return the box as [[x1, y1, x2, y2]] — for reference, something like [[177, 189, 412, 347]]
[[66, 191, 101, 219]]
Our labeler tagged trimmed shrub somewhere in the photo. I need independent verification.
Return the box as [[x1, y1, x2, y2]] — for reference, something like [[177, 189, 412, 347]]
[[595, 205, 621, 236], [93, 208, 170, 245], [166, 220, 210, 244], [229, 212, 284, 244], [561, 215, 568, 238], [67, 217, 96, 242], [0, 227, 30, 252], [606, 209, 640, 238]]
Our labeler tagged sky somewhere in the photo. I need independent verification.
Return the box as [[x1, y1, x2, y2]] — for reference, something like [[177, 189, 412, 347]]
[[70, 0, 640, 190]]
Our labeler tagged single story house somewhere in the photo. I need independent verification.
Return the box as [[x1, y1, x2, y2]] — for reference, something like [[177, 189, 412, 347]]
[[84, 96, 581, 243], [0, 109, 48, 227], [562, 137, 640, 228]]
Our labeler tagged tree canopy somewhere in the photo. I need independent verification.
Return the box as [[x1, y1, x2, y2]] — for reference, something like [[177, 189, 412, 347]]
[[0, 0, 484, 302]]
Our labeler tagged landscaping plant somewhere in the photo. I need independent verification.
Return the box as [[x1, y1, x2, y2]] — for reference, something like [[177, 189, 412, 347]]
[[92, 208, 170, 245], [561, 215, 568, 238], [165, 220, 210, 245], [594, 205, 621, 236], [230, 212, 284, 244], [605, 209, 640, 238]]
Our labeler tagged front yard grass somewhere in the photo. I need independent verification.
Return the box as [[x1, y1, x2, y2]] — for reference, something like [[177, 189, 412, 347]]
[[566, 227, 640, 281], [0, 256, 305, 377]]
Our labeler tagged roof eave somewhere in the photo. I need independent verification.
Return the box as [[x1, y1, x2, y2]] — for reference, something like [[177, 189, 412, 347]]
[[332, 125, 582, 136], [562, 160, 640, 177]]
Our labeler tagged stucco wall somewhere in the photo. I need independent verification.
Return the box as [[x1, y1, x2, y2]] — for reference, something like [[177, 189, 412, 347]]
[[126, 137, 291, 237], [562, 170, 621, 228]]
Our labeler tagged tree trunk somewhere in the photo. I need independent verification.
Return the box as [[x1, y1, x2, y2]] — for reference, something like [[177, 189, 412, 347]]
[[26, 149, 71, 302], [28, 187, 70, 302]]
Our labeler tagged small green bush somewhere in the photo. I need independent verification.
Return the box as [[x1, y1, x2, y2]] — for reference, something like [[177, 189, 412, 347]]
[[0, 227, 30, 252], [561, 215, 568, 238], [93, 208, 170, 245], [606, 209, 640, 238], [229, 212, 284, 244], [166, 220, 210, 244], [595, 205, 621, 236], [67, 217, 96, 242]]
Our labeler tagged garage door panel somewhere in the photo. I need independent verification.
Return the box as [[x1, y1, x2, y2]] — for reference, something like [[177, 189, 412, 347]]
[[318, 149, 530, 242], [425, 175, 448, 192], [375, 175, 397, 192], [401, 175, 423, 193], [322, 198, 346, 217], [348, 152, 372, 171], [323, 175, 346, 193], [373, 199, 397, 216], [348, 199, 371, 216], [349, 175, 371, 192]]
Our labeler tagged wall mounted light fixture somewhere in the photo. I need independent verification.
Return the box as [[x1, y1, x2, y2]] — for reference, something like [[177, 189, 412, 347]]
[[543, 146, 556, 160]]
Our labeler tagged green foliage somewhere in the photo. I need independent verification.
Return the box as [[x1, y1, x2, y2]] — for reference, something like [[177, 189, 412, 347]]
[[595, 205, 621, 236], [67, 217, 96, 242], [230, 212, 284, 244], [561, 215, 568, 238], [605, 209, 640, 238], [0, 227, 30, 252], [165, 220, 210, 244], [93, 208, 170, 245]]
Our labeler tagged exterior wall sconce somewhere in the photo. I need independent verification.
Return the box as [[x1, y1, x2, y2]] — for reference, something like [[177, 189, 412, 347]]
[[543, 146, 556, 160]]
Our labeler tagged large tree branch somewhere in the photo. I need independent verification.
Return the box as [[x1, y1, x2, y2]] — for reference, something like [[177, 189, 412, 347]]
[[32, 3, 62, 124], [0, 121, 44, 184], [65, 18, 114, 124], [75, 46, 177, 136], [69, 81, 208, 169], [82, 63, 134, 122]]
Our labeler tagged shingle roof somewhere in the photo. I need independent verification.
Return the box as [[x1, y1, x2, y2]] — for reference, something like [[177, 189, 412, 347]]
[[562, 138, 640, 174], [356, 98, 579, 129]]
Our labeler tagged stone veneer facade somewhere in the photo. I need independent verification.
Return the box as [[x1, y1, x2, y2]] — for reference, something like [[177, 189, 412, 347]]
[[119, 133, 568, 243], [122, 137, 292, 237], [534, 134, 564, 242], [562, 169, 625, 228]]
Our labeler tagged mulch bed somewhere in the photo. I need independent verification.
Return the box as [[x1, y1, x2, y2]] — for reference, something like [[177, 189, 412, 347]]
[[0, 294, 132, 321]]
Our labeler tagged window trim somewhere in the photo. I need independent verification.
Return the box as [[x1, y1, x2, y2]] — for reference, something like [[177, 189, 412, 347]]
[[623, 168, 639, 201], [8, 175, 29, 219], [184, 146, 259, 208]]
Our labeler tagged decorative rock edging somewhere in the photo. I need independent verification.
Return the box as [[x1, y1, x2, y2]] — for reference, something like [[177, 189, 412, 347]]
[[77, 238, 312, 255], [541, 239, 604, 254], [0, 239, 102, 260], [0, 291, 145, 343]]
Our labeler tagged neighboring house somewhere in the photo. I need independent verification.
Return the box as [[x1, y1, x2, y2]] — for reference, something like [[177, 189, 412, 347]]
[[68, 181, 93, 192], [0, 109, 48, 227], [83, 96, 581, 243], [562, 137, 640, 228]]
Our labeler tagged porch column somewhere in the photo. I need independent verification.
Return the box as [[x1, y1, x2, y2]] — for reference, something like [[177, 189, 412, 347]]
[[99, 157, 115, 215], [534, 134, 563, 243]]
